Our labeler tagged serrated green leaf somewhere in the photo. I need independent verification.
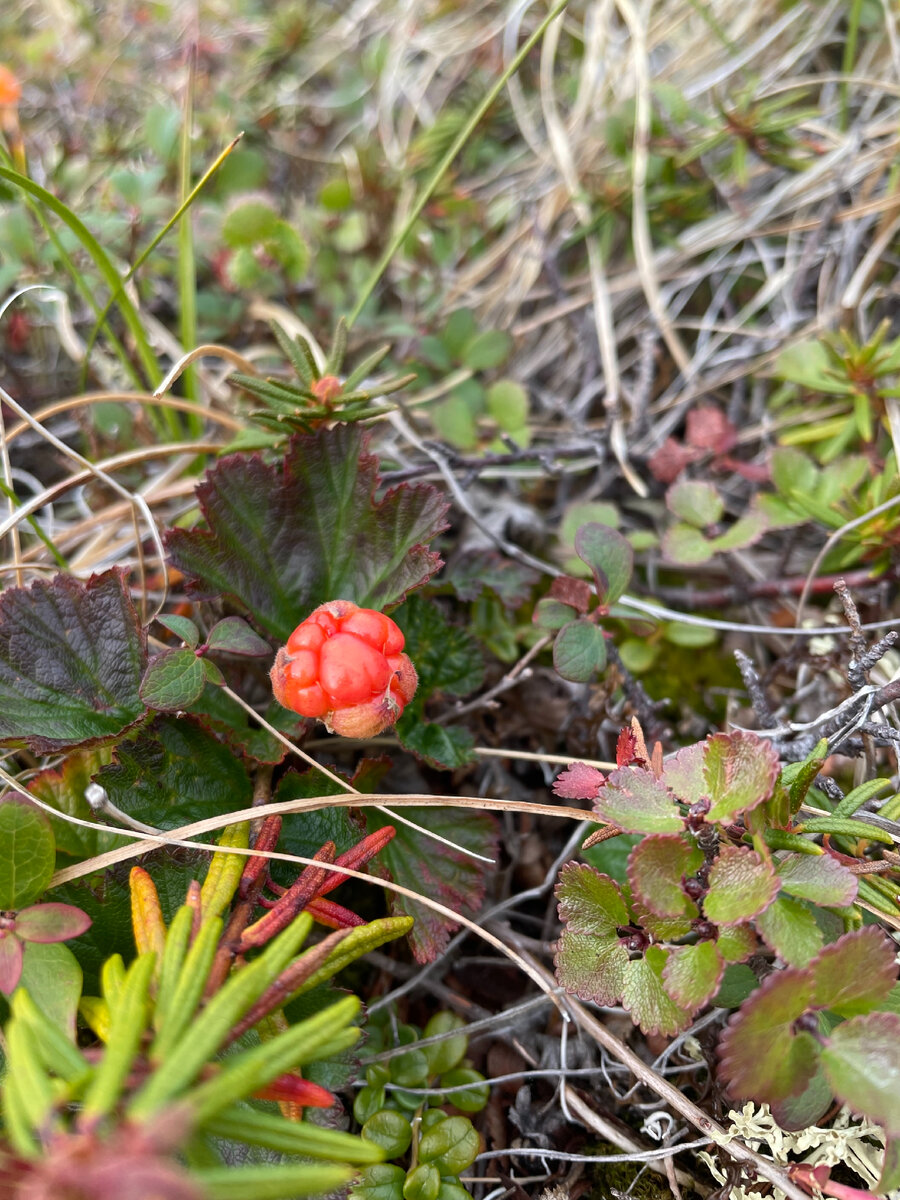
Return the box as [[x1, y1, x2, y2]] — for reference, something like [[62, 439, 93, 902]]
[[0, 570, 147, 753], [704, 847, 778, 926], [714, 963, 758, 1008], [573, 523, 633, 604], [716, 923, 758, 964], [166, 427, 448, 640], [666, 479, 723, 527], [776, 853, 857, 907], [627, 834, 702, 917], [755, 895, 823, 966], [821, 1012, 900, 1136], [594, 767, 682, 834], [555, 930, 629, 1006], [662, 940, 724, 1013], [623, 946, 692, 1036], [812, 926, 898, 1017], [0, 798, 55, 910], [704, 731, 780, 822], [140, 648, 206, 711], [556, 863, 630, 933], [553, 619, 607, 682]]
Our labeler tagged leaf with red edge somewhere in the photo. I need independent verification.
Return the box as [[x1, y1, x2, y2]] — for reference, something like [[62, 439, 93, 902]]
[[556, 863, 629, 933], [555, 931, 629, 1006], [13, 903, 91, 943], [717, 966, 819, 1103], [552, 762, 606, 801], [627, 834, 702, 917], [755, 896, 823, 967], [702, 732, 779, 822], [662, 742, 706, 806], [703, 847, 778, 926], [821, 1012, 900, 1136], [648, 437, 698, 484], [685, 405, 738, 454], [365, 806, 498, 963], [631, 902, 694, 942], [776, 853, 858, 908], [0, 569, 146, 754], [717, 923, 758, 963], [812, 926, 898, 1017], [165, 426, 448, 640], [623, 946, 692, 1036], [0, 932, 23, 994], [615, 727, 644, 767], [663, 940, 724, 1013], [878, 1136, 900, 1194], [593, 767, 682, 834], [574, 523, 633, 605]]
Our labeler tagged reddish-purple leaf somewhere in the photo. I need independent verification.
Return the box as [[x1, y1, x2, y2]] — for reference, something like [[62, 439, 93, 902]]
[[0, 931, 23, 994], [812, 926, 898, 1017], [685, 405, 738, 454], [648, 437, 698, 484], [755, 896, 823, 967], [663, 940, 724, 1013], [552, 762, 606, 801], [702, 731, 779, 822], [593, 767, 682, 834], [623, 946, 692, 1036], [166, 426, 449, 640], [718, 967, 818, 1103], [662, 742, 706, 806], [13, 903, 92, 944], [365, 806, 497, 964], [704, 846, 778, 926], [627, 834, 702, 917], [555, 930, 629, 1006], [821, 1012, 900, 1136], [556, 863, 629, 934], [0, 570, 146, 754], [776, 853, 857, 908]]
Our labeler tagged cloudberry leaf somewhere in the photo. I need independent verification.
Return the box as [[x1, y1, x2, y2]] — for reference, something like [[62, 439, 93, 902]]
[[552, 619, 607, 682], [552, 762, 606, 801], [0, 569, 146, 753], [573, 523, 633, 605], [663, 940, 724, 1013], [555, 931, 628, 1006], [703, 847, 778, 926], [717, 967, 819, 1103], [821, 1013, 900, 1137], [0, 798, 55, 909], [622, 946, 692, 1036], [716, 923, 758, 964], [594, 767, 682, 834], [140, 648, 206, 711], [755, 895, 823, 966], [188, 685, 306, 764], [812, 926, 898, 1017], [365, 807, 497, 963], [627, 834, 702, 917], [165, 427, 448, 640], [95, 715, 253, 829], [446, 550, 539, 608], [556, 863, 629, 934], [666, 480, 724, 527], [776, 852, 858, 907], [28, 747, 125, 859], [396, 722, 475, 770]]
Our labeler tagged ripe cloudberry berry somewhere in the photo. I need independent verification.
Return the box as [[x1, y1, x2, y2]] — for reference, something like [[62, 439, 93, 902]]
[[271, 599, 418, 738]]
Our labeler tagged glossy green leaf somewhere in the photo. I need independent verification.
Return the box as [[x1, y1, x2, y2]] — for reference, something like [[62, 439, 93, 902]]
[[0, 570, 146, 753], [627, 834, 702, 917], [418, 1116, 479, 1173], [352, 1164, 406, 1200], [439, 1067, 489, 1112], [166, 427, 448, 640], [573, 523, 633, 605], [140, 648, 205, 711], [552, 619, 607, 682], [704, 847, 778, 926], [797, 815, 894, 844], [362, 1110, 413, 1158], [0, 798, 55, 910], [593, 767, 682, 834], [422, 1012, 467, 1075]]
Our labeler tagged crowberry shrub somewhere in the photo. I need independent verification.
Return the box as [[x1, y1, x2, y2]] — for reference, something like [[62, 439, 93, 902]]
[[271, 600, 418, 738]]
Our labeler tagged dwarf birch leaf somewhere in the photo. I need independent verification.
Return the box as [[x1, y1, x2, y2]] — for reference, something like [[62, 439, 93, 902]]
[[777, 853, 857, 907], [623, 946, 692, 1036], [631, 901, 694, 942], [666, 480, 724, 527], [0, 570, 146, 753], [704, 847, 778, 926], [702, 731, 779, 822], [812, 927, 898, 1017], [0, 798, 55, 909], [140, 648, 206, 712], [365, 807, 497, 964], [166, 426, 448, 640], [718, 967, 818, 1103], [556, 863, 629, 933], [661, 523, 714, 565], [716, 923, 758, 964], [771, 1065, 833, 1132], [755, 896, 823, 966], [662, 741, 706, 805], [555, 931, 629, 1006], [573, 523, 633, 604], [627, 834, 702, 917], [821, 1013, 900, 1135], [663, 941, 724, 1013], [594, 767, 682, 834], [553, 619, 607, 682], [552, 762, 606, 801]]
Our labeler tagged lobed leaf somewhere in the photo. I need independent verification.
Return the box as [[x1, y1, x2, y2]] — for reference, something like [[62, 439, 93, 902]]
[[165, 427, 448, 640], [593, 767, 682, 834], [28, 747, 125, 859], [703, 847, 778, 926], [627, 834, 702, 917], [0, 570, 146, 753]]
